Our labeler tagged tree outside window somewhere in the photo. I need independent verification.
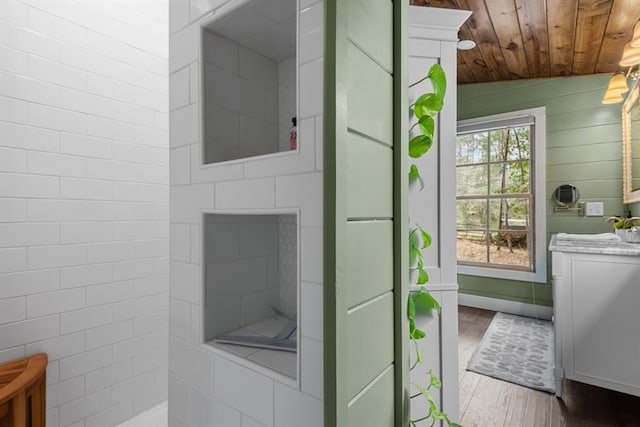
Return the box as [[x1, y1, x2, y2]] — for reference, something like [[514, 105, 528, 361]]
[[456, 125, 533, 271]]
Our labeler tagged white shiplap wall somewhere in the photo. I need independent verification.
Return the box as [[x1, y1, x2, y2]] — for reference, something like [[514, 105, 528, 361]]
[[0, 1, 169, 426]]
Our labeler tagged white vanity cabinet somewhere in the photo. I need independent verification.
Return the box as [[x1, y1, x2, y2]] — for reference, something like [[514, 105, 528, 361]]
[[551, 238, 640, 398]]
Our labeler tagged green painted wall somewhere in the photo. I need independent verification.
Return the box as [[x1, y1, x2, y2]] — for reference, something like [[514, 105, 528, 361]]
[[324, 0, 407, 425], [457, 74, 624, 306]]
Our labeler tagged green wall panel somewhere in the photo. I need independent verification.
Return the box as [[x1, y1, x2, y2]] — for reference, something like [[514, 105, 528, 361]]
[[546, 179, 621, 198], [459, 76, 613, 118], [547, 142, 620, 165], [346, 293, 394, 399], [346, 133, 393, 219], [530, 90, 619, 114], [547, 161, 622, 182], [347, 0, 393, 72], [545, 215, 615, 234], [458, 74, 625, 305], [347, 367, 395, 427], [457, 275, 552, 306], [345, 221, 393, 308], [347, 42, 393, 146], [324, 0, 406, 425], [549, 123, 623, 148], [547, 108, 619, 132]]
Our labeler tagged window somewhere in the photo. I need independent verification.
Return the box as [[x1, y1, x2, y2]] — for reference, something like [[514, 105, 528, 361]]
[[456, 108, 546, 283]]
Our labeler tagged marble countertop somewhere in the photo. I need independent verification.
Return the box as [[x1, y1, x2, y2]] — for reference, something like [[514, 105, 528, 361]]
[[549, 235, 640, 256]]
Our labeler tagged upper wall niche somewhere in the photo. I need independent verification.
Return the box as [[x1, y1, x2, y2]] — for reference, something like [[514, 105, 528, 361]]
[[202, 0, 297, 165]]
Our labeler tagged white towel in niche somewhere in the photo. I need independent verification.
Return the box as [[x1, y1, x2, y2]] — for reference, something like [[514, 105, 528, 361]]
[[214, 317, 297, 352]]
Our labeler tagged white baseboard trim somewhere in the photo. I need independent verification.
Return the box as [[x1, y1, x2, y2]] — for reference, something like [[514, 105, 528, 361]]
[[458, 293, 553, 320]]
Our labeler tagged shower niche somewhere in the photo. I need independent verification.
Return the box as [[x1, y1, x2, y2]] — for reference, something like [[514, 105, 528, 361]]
[[203, 213, 298, 379], [201, 0, 297, 165]]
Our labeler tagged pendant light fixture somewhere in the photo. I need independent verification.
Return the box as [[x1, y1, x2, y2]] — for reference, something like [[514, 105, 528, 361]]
[[631, 20, 640, 48], [601, 91, 624, 105], [600, 20, 640, 104], [607, 73, 629, 94], [620, 42, 640, 67], [601, 72, 629, 104]]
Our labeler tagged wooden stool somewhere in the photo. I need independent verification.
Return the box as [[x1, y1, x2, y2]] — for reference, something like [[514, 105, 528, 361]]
[[0, 354, 47, 427]]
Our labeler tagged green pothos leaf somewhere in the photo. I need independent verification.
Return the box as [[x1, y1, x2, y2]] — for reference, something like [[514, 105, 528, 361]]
[[408, 293, 416, 320], [414, 224, 432, 249], [428, 63, 447, 101], [417, 114, 435, 137], [409, 296, 427, 341], [409, 230, 421, 251], [414, 93, 443, 118], [428, 369, 442, 389], [417, 267, 428, 285], [409, 164, 424, 190], [413, 339, 423, 365], [411, 327, 426, 340], [409, 244, 422, 267], [414, 383, 437, 410], [409, 134, 433, 158], [431, 410, 446, 420], [414, 287, 441, 313], [421, 231, 432, 249]]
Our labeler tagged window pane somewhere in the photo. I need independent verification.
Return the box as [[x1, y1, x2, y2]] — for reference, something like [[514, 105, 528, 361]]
[[457, 231, 487, 263], [456, 132, 488, 165], [488, 231, 530, 267], [456, 113, 538, 274], [508, 127, 530, 161], [489, 129, 509, 162], [457, 199, 487, 230], [488, 198, 530, 230], [457, 165, 488, 195], [489, 161, 530, 194], [490, 127, 530, 162]]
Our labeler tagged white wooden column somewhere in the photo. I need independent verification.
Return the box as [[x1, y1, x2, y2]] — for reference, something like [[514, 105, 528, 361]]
[[408, 7, 471, 424]]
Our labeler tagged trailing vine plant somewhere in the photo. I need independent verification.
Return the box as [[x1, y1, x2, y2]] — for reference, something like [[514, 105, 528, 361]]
[[407, 63, 462, 427]]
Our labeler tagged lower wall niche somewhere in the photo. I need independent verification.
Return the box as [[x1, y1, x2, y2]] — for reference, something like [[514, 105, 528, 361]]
[[203, 213, 298, 379]]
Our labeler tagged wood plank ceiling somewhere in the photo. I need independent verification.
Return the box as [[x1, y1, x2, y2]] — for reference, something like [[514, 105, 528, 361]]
[[410, 0, 640, 84]]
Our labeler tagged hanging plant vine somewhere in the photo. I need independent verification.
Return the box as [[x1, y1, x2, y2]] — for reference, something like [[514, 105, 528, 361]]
[[408, 63, 462, 427]]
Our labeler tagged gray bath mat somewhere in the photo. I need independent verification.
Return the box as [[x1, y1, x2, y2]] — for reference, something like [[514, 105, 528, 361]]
[[467, 312, 555, 393]]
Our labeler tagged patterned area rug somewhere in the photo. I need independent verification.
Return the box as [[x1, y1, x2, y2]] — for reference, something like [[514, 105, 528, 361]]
[[467, 312, 555, 393]]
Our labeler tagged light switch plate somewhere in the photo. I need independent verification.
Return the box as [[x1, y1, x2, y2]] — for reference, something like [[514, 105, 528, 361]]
[[585, 202, 604, 216]]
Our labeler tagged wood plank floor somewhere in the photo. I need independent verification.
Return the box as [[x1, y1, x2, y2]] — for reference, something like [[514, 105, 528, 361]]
[[458, 306, 640, 427]]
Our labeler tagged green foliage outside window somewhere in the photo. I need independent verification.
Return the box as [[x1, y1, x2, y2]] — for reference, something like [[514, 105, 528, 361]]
[[455, 125, 533, 268]]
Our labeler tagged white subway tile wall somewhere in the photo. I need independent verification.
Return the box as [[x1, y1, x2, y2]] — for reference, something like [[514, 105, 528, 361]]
[[169, 0, 324, 425], [278, 57, 296, 153], [202, 213, 297, 341], [0, 1, 169, 426], [202, 31, 281, 164]]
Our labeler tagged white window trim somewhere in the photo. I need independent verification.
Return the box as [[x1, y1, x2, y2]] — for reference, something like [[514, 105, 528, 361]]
[[456, 107, 547, 283]]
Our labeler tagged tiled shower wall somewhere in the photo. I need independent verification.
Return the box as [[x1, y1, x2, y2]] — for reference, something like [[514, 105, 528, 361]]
[[278, 57, 296, 153], [202, 30, 279, 164], [202, 30, 296, 164], [169, 0, 324, 425], [0, 1, 169, 426], [203, 213, 297, 340], [278, 214, 297, 318]]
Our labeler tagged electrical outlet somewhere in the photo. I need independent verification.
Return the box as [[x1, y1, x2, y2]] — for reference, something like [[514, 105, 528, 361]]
[[585, 202, 604, 217]]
